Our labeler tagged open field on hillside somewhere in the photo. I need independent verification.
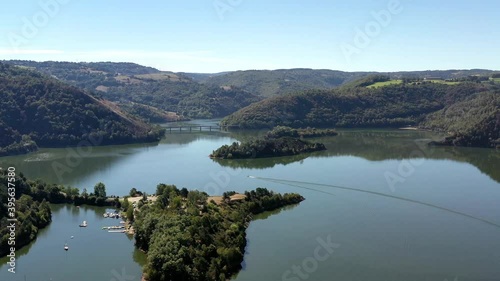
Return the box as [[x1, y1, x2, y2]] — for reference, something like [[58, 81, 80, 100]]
[[366, 80, 403, 88]]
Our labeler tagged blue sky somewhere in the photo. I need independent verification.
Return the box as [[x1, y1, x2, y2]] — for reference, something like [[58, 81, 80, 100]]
[[1, 0, 499, 73]]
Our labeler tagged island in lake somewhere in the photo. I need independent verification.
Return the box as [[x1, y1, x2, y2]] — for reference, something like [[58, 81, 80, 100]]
[[210, 126, 333, 159]]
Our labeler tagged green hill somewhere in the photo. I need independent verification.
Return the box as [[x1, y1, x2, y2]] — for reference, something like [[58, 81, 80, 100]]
[[104, 82, 261, 119], [220, 81, 500, 148], [3, 61, 261, 119], [221, 82, 487, 129], [0, 63, 165, 156], [199, 68, 371, 98], [199, 69, 497, 98], [116, 102, 188, 123], [421, 92, 500, 148]]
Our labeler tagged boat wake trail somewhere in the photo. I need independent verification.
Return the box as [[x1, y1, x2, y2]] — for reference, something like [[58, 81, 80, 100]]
[[248, 176, 500, 230]]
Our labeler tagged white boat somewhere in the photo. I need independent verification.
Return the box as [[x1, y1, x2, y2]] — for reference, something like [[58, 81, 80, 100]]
[[64, 243, 69, 251], [79, 220, 87, 227]]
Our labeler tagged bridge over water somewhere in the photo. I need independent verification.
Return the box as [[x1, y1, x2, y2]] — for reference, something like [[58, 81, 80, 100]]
[[165, 125, 239, 133]]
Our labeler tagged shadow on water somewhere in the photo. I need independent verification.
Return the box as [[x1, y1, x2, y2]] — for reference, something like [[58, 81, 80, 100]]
[[0, 142, 161, 185], [251, 204, 300, 221]]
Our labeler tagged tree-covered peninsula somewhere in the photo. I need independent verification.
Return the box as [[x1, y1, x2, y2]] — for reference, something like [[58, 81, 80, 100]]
[[0, 170, 51, 257], [133, 184, 304, 281]]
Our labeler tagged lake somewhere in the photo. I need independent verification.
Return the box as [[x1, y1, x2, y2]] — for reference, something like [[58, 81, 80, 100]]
[[1, 121, 499, 281]]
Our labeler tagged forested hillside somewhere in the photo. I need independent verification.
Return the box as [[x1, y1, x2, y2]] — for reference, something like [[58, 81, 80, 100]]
[[0, 170, 51, 257], [3, 61, 261, 119], [104, 82, 261, 119], [198, 68, 372, 97], [221, 82, 487, 129], [5, 61, 494, 116], [421, 92, 500, 148], [198, 69, 496, 97], [0, 63, 164, 156], [114, 102, 188, 123]]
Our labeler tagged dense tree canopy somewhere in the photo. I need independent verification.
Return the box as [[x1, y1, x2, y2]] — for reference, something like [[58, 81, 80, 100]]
[[422, 91, 500, 148], [133, 184, 304, 281], [220, 81, 500, 148], [2, 61, 262, 119], [265, 126, 338, 139], [0, 170, 51, 257], [0, 63, 165, 156], [221, 82, 488, 130], [210, 137, 326, 159]]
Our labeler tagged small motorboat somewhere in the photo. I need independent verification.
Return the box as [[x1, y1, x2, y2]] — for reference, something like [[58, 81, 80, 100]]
[[70, 236, 74, 239], [64, 243, 69, 251], [79, 220, 87, 227]]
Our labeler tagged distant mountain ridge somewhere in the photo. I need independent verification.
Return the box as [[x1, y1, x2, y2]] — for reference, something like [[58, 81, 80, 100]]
[[4, 61, 497, 99], [3, 60, 261, 119], [190, 68, 498, 97], [2, 60, 498, 149]]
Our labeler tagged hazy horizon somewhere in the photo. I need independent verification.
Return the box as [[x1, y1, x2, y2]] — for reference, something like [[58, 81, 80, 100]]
[[3, 59, 499, 74]]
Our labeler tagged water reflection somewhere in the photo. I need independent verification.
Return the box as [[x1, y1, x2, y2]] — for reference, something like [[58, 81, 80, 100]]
[[0, 128, 498, 190], [0, 142, 160, 185], [217, 129, 500, 183], [252, 204, 299, 221]]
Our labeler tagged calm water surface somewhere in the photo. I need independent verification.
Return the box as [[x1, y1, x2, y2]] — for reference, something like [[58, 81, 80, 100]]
[[1, 121, 499, 281]]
